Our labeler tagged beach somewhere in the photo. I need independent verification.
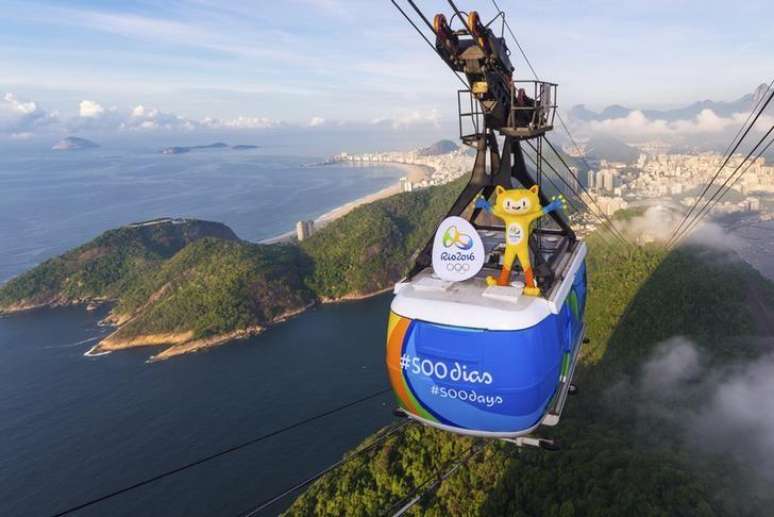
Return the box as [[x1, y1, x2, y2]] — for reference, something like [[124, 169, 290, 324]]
[[260, 161, 433, 244]]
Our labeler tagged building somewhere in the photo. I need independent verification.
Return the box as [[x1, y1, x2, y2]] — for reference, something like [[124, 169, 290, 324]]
[[586, 170, 596, 191], [400, 176, 414, 193], [296, 220, 315, 241], [745, 197, 761, 212], [599, 169, 616, 192]]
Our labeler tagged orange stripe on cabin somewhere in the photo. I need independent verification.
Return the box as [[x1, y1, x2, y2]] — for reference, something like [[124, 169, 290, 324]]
[[385, 313, 418, 414]]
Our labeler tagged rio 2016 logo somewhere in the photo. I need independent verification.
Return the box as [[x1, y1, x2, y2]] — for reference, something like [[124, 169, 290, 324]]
[[442, 225, 473, 250], [432, 217, 484, 281]]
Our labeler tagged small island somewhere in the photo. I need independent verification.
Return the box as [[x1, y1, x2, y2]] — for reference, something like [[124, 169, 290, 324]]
[[160, 142, 258, 154], [0, 178, 463, 361], [52, 136, 99, 151]]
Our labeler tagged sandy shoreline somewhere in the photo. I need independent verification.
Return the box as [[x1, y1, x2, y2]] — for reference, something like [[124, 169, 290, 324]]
[[260, 161, 433, 244]]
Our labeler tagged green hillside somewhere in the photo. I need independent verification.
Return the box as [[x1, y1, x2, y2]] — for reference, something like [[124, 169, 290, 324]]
[[0, 219, 239, 311], [0, 178, 465, 357], [301, 181, 460, 298], [112, 238, 314, 340], [285, 239, 774, 517]]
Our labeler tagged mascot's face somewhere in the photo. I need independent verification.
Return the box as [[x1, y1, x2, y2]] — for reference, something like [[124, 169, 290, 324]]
[[495, 185, 541, 215]]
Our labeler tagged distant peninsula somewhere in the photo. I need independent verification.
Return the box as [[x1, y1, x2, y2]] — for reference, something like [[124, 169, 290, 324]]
[[0, 179, 462, 361], [52, 137, 99, 151], [160, 142, 258, 154]]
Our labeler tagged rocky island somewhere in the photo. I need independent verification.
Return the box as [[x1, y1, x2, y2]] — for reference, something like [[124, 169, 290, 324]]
[[0, 178, 462, 360]]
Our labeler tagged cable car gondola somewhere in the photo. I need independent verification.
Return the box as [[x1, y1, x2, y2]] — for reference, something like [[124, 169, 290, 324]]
[[386, 6, 587, 449]]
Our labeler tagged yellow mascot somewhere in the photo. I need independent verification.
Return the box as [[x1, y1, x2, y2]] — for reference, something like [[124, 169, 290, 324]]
[[475, 185, 566, 296]]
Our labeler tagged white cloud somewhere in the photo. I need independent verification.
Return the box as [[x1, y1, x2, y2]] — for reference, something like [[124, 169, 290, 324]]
[[371, 109, 441, 130], [200, 115, 279, 129], [4, 92, 38, 114], [609, 336, 774, 489], [617, 205, 746, 249], [640, 337, 702, 393], [122, 104, 195, 131], [0, 92, 449, 138], [587, 108, 774, 138], [0, 92, 58, 135], [79, 100, 105, 118]]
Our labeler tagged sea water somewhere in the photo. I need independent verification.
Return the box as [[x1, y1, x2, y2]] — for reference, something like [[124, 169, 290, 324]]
[[0, 298, 396, 516], [0, 147, 402, 283], [0, 147, 403, 516]]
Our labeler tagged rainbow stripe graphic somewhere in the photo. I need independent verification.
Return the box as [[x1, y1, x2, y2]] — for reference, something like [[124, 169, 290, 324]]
[[386, 312, 438, 423]]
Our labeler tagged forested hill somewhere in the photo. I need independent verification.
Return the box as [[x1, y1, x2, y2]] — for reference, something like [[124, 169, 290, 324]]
[[285, 239, 774, 516], [0, 218, 239, 312], [0, 179, 464, 360]]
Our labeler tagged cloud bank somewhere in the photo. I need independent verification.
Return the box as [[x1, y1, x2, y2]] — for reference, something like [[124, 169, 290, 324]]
[[0, 92, 445, 140], [579, 108, 774, 141], [617, 205, 745, 249], [609, 336, 774, 500], [0, 93, 59, 138]]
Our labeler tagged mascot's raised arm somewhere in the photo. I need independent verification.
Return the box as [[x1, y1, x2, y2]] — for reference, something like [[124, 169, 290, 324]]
[[475, 185, 566, 296]]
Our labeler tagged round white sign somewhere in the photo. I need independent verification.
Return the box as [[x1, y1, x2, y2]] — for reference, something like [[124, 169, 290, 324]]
[[431, 216, 485, 282]]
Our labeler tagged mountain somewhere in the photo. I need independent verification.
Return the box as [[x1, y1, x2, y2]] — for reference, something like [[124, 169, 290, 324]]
[[585, 135, 639, 163], [568, 83, 767, 122], [417, 139, 459, 156], [0, 178, 464, 360], [51, 136, 99, 151]]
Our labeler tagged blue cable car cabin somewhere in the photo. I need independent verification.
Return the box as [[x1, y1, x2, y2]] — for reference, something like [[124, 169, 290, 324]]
[[387, 236, 587, 439]]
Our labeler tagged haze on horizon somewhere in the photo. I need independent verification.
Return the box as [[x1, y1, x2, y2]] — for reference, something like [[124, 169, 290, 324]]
[[0, 0, 772, 150]]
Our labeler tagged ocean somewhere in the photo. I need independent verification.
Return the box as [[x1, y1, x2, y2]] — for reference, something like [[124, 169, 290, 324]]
[[0, 148, 404, 516], [0, 147, 402, 283], [0, 297, 395, 516]]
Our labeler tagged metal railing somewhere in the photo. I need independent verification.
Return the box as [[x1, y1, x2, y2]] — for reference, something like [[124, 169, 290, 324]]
[[457, 80, 558, 142], [457, 89, 483, 146], [509, 80, 558, 132]]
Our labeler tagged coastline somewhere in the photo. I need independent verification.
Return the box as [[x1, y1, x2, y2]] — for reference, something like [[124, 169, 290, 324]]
[[4, 161, 431, 362], [260, 161, 432, 244], [83, 288, 396, 361]]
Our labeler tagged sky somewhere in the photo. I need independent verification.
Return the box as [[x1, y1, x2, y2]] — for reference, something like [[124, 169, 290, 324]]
[[0, 0, 772, 145]]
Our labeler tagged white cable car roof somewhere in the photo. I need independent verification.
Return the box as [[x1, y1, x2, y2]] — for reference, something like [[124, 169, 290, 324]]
[[392, 241, 587, 331]]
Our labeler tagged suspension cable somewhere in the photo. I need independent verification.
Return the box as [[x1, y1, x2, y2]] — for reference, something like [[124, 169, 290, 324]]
[[384, 442, 483, 517], [719, 80, 773, 167], [523, 141, 615, 246], [390, 0, 470, 89], [670, 125, 774, 247], [48, 388, 394, 517], [542, 138, 634, 247], [667, 85, 774, 246], [724, 135, 774, 197], [522, 149, 582, 213], [240, 420, 412, 517]]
